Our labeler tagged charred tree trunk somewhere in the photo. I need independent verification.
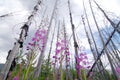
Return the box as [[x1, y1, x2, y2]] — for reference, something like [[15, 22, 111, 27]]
[[68, 0, 80, 80], [0, 0, 42, 80]]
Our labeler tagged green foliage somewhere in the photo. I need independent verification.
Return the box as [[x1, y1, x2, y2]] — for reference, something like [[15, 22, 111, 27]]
[[7, 47, 117, 80], [70, 68, 77, 79], [81, 69, 87, 80], [39, 59, 53, 80], [23, 52, 36, 80]]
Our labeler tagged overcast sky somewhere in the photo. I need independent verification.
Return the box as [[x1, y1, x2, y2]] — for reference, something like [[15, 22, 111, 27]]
[[0, 0, 120, 64]]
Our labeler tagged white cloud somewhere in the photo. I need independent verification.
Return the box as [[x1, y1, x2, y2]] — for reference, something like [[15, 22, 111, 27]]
[[0, 51, 8, 63], [0, 0, 33, 63], [96, 0, 120, 16]]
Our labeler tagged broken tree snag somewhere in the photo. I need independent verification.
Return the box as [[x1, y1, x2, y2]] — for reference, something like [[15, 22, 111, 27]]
[[74, 41, 78, 48], [18, 40, 23, 48], [6, 50, 12, 60], [0, 0, 43, 79], [18, 24, 29, 48], [21, 24, 29, 38], [28, 15, 34, 21], [68, 0, 80, 79], [34, 5, 39, 11]]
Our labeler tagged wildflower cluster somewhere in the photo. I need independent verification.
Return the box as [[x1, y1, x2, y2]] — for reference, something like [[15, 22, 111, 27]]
[[75, 52, 91, 73], [26, 29, 47, 51], [52, 40, 70, 66]]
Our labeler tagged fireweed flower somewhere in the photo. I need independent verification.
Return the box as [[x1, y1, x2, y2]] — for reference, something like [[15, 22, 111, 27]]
[[52, 62, 56, 65], [23, 29, 47, 80], [13, 76, 19, 80], [52, 39, 71, 66], [56, 42, 61, 46], [26, 29, 47, 51], [75, 52, 91, 73], [53, 56, 57, 59]]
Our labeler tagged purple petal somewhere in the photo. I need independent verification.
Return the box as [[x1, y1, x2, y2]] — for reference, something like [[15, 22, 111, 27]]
[[13, 76, 19, 80]]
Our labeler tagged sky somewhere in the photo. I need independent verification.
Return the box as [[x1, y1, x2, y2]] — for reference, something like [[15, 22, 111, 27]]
[[0, 0, 120, 66]]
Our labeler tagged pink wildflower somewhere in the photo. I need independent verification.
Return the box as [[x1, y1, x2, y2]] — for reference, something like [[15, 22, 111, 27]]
[[61, 46, 65, 50], [53, 56, 57, 59], [52, 63, 55, 65], [65, 52, 70, 56], [85, 64, 91, 69], [66, 58, 70, 62], [28, 42, 34, 46], [40, 29, 47, 34], [13, 76, 19, 80], [82, 60, 87, 65], [32, 37, 37, 41], [55, 49, 61, 54], [76, 56, 82, 63], [80, 53, 86, 57], [56, 42, 61, 46]]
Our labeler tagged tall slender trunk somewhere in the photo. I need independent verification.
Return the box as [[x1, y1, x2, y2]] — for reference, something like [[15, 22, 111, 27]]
[[38, 7, 47, 28], [63, 20, 70, 80], [81, 16, 106, 80], [102, 29, 120, 65], [34, 0, 58, 78], [68, 0, 80, 80], [89, 0, 118, 79], [87, 12, 120, 79], [46, 20, 56, 78], [82, 1, 107, 79]]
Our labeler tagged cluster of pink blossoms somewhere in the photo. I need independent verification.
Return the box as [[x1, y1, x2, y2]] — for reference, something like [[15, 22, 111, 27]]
[[26, 29, 47, 51], [52, 40, 70, 65], [75, 52, 91, 73]]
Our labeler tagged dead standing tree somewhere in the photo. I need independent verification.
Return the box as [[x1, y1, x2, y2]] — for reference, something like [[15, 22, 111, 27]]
[[0, 0, 42, 80], [86, 0, 120, 79], [68, 0, 80, 80], [45, 19, 57, 79], [63, 20, 73, 80], [88, 0, 118, 79], [34, 0, 58, 78], [103, 30, 120, 63], [81, 16, 109, 80], [63, 21, 69, 80], [87, 18, 120, 78], [94, 0, 120, 64], [82, 1, 109, 79], [53, 21, 60, 80]]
